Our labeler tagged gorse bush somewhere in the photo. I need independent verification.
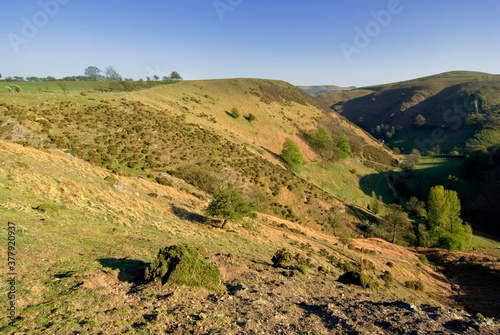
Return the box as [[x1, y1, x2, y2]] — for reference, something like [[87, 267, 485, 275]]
[[271, 248, 294, 269], [144, 243, 221, 292]]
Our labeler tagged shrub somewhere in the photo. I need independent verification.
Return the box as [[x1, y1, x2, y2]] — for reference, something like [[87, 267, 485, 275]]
[[144, 243, 221, 292], [229, 107, 240, 118], [155, 176, 172, 186], [380, 271, 393, 287], [272, 248, 294, 269], [281, 138, 303, 169], [244, 113, 256, 122], [338, 271, 377, 290], [104, 175, 118, 183], [418, 254, 429, 264], [338, 135, 351, 158], [404, 280, 424, 291]]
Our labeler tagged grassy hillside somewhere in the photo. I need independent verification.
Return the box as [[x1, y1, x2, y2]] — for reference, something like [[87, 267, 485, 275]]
[[1, 141, 498, 333], [0, 80, 174, 94], [0, 79, 397, 232], [319, 71, 500, 153]]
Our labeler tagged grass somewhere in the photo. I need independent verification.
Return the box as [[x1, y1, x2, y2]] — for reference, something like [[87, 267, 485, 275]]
[[0, 80, 175, 94], [0, 140, 485, 332], [470, 232, 500, 258]]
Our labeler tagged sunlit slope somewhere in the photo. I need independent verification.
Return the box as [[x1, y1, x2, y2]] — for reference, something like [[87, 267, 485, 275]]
[[0, 78, 397, 228]]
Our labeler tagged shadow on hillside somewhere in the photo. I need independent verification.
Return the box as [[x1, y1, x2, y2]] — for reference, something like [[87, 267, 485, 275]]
[[171, 205, 207, 224], [297, 302, 347, 330], [423, 250, 500, 318], [98, 258, 148, 284], [261, 147, 285, 164]]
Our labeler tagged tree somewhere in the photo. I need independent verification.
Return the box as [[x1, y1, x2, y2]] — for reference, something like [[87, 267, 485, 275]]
[[405, 196, 426, 219], [370, 191, 379, 214], [153, 75, 159, 81], [414, 114, 426, 127], [309, 127, 333, 149], [281, 138, 303, 169], [170, 71, 182, 80], [427, 185, 470, 250], [105, 66, 122, 81], [382, 204, 413, 244], [84, 66, 102, 81], [338, 135, 351, 158], [444, 175, 468, 198], [205, 191, 255, 229], [401, 150, 421, 171]]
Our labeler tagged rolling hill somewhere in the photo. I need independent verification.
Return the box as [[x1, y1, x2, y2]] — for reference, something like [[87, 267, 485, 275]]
[[1, 78, 499, 333], [0, 78, 398, 231], [317, 71, 500, 153]]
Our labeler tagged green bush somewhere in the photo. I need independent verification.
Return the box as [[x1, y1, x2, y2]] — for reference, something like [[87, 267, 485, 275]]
[[272, 248, 294, 269], [229, 107, 240, 118], [418, 254, 429, 264], [144, 243, 221, 292], [338, 135, 351, 158], [244, 113, 256, 122], [404, 280, 424, 291], [281, 138, 303, 169], [338, 271, 377, 290], [104, 175, 118, 183]]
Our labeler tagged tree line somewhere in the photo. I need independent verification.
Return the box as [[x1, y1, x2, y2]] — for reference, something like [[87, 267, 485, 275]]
[[0, 66, 182, 82]]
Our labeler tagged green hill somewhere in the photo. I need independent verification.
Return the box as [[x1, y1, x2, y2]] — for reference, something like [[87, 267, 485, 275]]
[[319, 71, 500, 153], [1, 78, 500, 333], [0, 79, 397, 232]]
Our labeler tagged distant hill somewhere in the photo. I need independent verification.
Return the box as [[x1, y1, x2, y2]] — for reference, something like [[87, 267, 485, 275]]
[[297, 85, 356, 95], [317, 71, 500, 154]]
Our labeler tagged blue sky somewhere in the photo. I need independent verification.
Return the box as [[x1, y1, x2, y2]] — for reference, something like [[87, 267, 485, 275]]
[[1, 0, 499, 86]]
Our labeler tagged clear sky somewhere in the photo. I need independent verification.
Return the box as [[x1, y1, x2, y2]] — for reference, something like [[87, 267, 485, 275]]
[[1, 0, 499, 86]]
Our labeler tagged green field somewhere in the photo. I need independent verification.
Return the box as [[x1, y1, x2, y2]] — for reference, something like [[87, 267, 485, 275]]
[[0, 80, 172, 93]]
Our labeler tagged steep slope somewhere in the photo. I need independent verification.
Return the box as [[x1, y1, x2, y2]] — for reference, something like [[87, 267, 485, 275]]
[[0, 79, 397, 231], [1, 141, 498, 334], [319, 71, 500, 153]]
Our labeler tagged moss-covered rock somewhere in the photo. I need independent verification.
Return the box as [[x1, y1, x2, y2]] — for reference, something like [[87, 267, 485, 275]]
[[144, 244, 221, 292]]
